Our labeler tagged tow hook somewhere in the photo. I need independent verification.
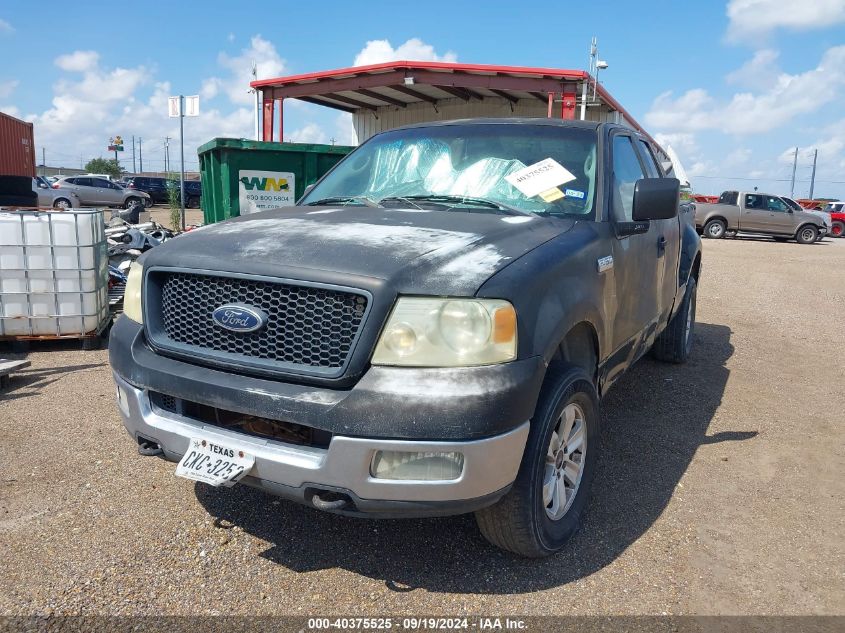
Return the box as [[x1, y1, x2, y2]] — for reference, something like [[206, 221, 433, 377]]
[[311, 491, 349, 511], [137, 437, 163, 457]]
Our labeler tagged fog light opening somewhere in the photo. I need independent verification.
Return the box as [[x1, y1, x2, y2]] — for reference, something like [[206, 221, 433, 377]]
[[370, 450, 465, 481], [116, 386, 129, 416]]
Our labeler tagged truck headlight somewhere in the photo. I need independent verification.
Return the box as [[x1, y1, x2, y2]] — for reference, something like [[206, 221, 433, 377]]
[[123, 262, 144, 324], [372, 298, 516, 367]]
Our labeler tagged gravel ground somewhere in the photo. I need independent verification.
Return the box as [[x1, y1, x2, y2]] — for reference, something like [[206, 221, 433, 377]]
[[0, 236, 843, 616]]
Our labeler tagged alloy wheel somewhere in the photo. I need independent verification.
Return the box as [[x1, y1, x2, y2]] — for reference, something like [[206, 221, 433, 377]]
[[543, 402, 587, 520]]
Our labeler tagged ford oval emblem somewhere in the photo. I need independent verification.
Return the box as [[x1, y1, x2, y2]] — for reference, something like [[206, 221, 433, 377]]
[[211, 304, 268, 333]]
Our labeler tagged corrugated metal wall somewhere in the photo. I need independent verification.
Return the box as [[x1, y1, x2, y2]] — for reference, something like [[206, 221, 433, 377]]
[[0, 112, 35, 177], [352, 96, 631, 143]]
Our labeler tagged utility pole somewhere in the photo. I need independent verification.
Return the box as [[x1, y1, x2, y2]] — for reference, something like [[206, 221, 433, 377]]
[[179, 95, 186, 230], [252, 61, 259, 141], [809, 149, 818, 199], [789, 147, 798, 198], [165, 137, 171, 173], [139, 138, 143, 172], [132, 136, 136, 173], [41, 147, 45, 176]]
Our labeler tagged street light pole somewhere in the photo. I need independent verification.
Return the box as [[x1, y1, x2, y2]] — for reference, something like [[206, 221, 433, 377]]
[[179, 95, 186, 231]]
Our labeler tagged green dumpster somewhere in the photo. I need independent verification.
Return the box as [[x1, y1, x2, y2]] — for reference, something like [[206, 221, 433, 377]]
[[197, 138, 353, 224]]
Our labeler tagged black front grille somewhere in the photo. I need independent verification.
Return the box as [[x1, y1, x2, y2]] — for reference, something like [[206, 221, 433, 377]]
[[154, 272, 368, 371], [148, 391, 332, 448]]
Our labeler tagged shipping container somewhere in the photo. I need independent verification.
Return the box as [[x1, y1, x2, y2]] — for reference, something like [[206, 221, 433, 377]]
[[198, 138, 352, 224], [0, 112, 35, 178]]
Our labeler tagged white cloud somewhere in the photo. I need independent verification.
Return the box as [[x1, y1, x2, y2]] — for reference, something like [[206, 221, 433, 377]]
[[653, 132, 699, 155], [0, 79, 18, 98], [288, 123, 328, 144], [645, 45, 845, 135], [0, 19, 13, 34], [207, 35, 285, 106], [200, 77, 223, 100], [725, 49, 780, 90], [55, 50, 100, 72], [353, 37, 457, 66], [724, 147, 752, 168], [688, 160, 717, 177], [726, 0, 845, 40]]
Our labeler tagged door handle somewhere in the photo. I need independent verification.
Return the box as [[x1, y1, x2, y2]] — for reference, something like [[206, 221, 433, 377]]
[[657, 235, 666, 255]]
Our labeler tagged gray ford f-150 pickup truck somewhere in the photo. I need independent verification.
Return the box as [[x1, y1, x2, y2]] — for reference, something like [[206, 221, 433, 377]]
[[695, 190, 828, 243], [110, 118, 702, 557]]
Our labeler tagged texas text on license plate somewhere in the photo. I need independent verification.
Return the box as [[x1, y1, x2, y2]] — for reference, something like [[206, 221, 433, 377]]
[[175, 437, 255, 487]]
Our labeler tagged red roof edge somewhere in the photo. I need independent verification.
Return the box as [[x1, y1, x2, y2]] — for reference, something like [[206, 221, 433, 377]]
[[250, 60, 588, 88]]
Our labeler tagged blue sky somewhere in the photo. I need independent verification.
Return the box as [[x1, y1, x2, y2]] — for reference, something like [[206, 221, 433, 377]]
[[1, 0, 844, 198]]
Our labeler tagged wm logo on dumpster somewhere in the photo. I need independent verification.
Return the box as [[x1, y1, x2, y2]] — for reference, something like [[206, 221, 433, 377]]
[[239, 176, 290, 192]]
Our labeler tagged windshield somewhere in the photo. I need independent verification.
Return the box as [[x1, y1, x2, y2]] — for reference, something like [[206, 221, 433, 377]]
[[301, 124, 598, 217]]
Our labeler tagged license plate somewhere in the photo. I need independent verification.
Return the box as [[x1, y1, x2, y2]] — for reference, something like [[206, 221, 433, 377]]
[[175, 437, 255, 487]]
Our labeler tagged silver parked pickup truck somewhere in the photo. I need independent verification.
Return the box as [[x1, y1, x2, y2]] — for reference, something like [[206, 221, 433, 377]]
[[695, 190, 828, 244]]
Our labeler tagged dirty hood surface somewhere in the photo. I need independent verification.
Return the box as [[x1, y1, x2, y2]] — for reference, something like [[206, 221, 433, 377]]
[[144, 206, 573, 295]]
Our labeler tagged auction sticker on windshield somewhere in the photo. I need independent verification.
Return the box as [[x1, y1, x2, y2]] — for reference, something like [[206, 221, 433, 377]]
[[505, 158, 576, 200], [175, 437, 255, 487], [238, 169, 296, 214]]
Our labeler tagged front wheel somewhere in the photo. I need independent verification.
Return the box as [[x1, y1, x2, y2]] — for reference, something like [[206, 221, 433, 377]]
[[796, 225, 818, 245], [475, 365, 600, 557], [125, 197, 142, 210], [831, 221, 844, 238], [143, 197, 153, 208], [704, 219, 726, 239], [53, 197, 72, 209]]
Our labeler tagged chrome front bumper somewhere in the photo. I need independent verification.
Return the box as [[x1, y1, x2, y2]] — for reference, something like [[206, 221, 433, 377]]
[[113, 372, 529, 516]]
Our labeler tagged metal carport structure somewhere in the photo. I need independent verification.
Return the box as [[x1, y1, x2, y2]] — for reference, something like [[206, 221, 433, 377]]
[[250, 61, 655, 145]]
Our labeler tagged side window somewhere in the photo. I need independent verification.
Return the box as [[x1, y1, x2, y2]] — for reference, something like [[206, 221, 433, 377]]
[[64, 178, 76, 185], [744, 194, 763, 209], [93, 178, 111, 188], [766, 196, 788, 212], [76, 177, 93, 187], [612, 135, 646, 221], [636, 140, 662, 178]]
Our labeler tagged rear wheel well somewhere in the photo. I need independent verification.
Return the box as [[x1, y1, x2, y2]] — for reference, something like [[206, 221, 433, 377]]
[[550, 322, 599, 387], [704, 216, 727, 227]]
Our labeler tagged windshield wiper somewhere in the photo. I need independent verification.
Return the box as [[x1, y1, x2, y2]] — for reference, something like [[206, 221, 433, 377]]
[[380, 194, 528, 215], [304, 196, 381, 208]]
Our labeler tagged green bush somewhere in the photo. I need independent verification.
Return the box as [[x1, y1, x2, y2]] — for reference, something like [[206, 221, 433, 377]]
[[166, 174, 181, 231]]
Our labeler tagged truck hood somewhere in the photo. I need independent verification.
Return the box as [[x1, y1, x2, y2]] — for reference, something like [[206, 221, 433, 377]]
[[143, 206, 572, 295]]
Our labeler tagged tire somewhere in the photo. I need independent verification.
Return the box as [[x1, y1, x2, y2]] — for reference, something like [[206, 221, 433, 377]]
[[652, 275, 697, 363], [796, 225, 818, 245], [703, 219, 726, 239], [187, 196, 200, 209], [143, 197, 154, 208], [832, 221, 844, 238], [124, 196, 142, 210], [475, 365, 600, 557], [53, 197, 72, 210]]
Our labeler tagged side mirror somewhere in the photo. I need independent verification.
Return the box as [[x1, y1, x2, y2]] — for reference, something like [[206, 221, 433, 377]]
[[38, 183, 48, 189], [632, 178, 680, 221]]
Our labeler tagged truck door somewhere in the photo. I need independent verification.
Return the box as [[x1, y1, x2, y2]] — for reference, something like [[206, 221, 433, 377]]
[[607, 134, 661, 363], [738, 193, 769, 232], [636, 139, 680, 322], [762, 195, 796, 234]]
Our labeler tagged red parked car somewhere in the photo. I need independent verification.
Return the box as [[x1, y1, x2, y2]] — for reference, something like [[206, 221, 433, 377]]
[[823, 202, 844, 237]]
